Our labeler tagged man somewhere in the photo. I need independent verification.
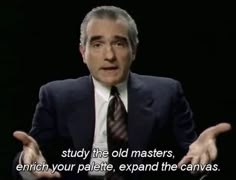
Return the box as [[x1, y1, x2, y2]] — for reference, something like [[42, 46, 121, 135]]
[[13, 5, 231, 180]]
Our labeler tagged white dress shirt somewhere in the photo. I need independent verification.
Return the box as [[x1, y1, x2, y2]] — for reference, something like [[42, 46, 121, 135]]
[[89, 77, 128, 176]]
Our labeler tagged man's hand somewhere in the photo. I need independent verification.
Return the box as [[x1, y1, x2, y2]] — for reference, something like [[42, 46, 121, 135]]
[[178, 122, 232, 173], [13, 131, 61, 178]]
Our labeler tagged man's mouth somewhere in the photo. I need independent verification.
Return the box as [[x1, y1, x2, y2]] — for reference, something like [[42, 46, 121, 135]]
[[101, 67, 118, 70]]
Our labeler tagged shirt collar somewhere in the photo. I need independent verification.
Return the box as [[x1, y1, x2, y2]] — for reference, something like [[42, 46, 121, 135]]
[[92, 77, 128, 102]]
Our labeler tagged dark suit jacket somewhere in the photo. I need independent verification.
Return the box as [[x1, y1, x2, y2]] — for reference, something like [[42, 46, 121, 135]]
[[13, 72, 198, 180]]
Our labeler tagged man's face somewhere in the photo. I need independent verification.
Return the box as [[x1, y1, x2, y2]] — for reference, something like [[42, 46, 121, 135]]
[[80, 18, 135, 86]]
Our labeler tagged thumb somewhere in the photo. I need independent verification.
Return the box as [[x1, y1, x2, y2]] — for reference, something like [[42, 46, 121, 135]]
[[208, 122, 232, 137], [13, 131, 39, 151], [13, 131, 34, 145]]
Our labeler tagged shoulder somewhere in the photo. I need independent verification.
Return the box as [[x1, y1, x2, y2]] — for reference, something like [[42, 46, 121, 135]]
[[131, 73, 182, 91], [43, 76, 89, 89], [38, 76, 91, 97]]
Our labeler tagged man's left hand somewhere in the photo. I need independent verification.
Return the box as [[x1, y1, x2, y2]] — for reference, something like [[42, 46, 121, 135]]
[[178, 122, 231, 173]]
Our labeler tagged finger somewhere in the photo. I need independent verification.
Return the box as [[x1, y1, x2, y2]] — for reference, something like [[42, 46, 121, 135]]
[[13, 131, 37, 146], [23, 148, 39, 164], [191, 156, 200, 165], [33, 169, 61, 178], [23, 149, 33, 164], [200, 153, 209, 165], [178, 155, 192, 167], [190, 156, 200, 174], [207, 143, 217, 160]]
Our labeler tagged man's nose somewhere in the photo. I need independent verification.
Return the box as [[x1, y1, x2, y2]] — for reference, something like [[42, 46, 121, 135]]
[[104, 45, 115, 61]]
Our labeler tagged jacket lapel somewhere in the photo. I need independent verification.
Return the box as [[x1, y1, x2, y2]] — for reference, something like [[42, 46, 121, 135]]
[[128, 73, 155, 159], [67, 76, 95, 154]]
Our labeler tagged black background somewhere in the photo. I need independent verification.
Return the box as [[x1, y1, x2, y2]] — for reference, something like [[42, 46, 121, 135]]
[[1, 0, 235, 179]]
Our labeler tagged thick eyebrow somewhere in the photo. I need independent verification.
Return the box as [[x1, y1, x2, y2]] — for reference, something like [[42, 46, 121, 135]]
[[88, 35, 129, 44], [113, 35, 128, 43], [89, 36, 103, 43]]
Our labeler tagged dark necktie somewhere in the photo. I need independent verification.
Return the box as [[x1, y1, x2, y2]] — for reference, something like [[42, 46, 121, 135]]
[[106, 86, 128, 180]]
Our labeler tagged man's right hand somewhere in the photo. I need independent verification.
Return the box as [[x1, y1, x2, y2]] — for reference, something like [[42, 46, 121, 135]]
[[13, 131, 61, 178]]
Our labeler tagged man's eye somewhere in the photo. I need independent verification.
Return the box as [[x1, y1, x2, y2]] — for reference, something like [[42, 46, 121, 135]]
[[117, 42, 123, 46], [114, 41, 125, 47], [92, 43, 102, 48]]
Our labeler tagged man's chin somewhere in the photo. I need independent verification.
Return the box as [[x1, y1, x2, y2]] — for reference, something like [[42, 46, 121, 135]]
[[99, 78, 122, 86]]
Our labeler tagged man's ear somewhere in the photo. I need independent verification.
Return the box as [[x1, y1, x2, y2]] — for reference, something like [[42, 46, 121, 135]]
[[131, 46, 137, 61], [79, 44, 86, 64], [132, 53, 136, 61]]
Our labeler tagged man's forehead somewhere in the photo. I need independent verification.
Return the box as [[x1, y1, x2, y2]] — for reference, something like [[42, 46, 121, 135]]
[[86, 18, 129, 41], [88, 16, 127, 25], [86, 17, 128, 32]]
